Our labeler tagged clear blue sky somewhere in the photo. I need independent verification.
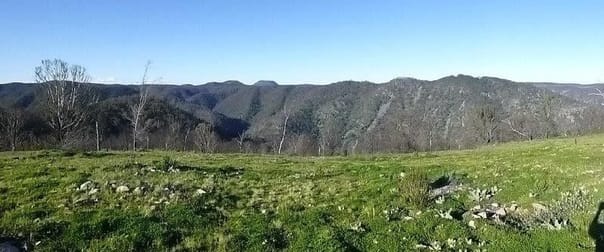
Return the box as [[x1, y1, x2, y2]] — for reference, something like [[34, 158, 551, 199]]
[[1, 0, 603, 84]]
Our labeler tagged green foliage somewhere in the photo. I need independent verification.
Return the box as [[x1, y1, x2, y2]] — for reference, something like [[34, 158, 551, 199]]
[[153, 156, 179, 172], [398, 170, 431, 208]]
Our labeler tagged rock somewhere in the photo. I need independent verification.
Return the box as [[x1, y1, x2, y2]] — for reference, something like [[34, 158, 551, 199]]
[[74, 194, 91, 204], [435, 196, 445, 204], [195, 189, 207, 196], [532, 203, 547, 212], [116, 185, 130, 193], [415, 244, 428, 249], [430, 184, 462, 198], [493, 207, 506, 217], [468, 220, 476, 229], [507, 203, 518, 212], [476, 211, 488, 219], [79, 181, 93, 191], [88, 188, 99, 195], [133, 187, 143, 195]]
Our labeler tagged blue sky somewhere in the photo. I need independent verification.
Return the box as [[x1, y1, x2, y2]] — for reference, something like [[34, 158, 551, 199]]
[[1, 0, 603, 84]]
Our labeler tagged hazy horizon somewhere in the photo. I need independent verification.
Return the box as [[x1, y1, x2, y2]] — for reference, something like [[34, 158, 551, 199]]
[[1, 0, 603, 84]]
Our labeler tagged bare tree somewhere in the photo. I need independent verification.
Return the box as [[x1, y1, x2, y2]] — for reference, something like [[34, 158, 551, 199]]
[[164, 120, 182, 150], [277, 106, 289, 155], [95, 120, 100, 151], [124, 61, 151, 151], [0, 108, 25, 151], [35, 59, 94, 146], [194, 122, 217, 153], [539, 94, 558, 138], [468, 102, 502, 144], [236, 131, 247, 152]]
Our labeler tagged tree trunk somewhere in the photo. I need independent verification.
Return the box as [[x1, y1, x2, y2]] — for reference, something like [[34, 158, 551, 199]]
[[10, 134, 16, 151], [278, 113, 289, 155], [95, 121, 100, 151], [132, 122, 137, 151]]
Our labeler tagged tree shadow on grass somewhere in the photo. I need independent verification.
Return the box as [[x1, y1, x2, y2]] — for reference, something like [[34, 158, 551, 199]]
[[589, 202, 604, 252]]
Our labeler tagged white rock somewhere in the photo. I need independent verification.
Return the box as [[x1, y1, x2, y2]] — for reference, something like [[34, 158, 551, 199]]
[[79, 181, 93, 191], [415, 244, 428, 249], [493, 208, 506, 216], [507, 203, 518, 212], [468, 220, 476, 229], [476, 211, 488, 219], [195, 189, 207, 195], [88, 188, 99, 195], [435, 196, 445, 204], [532, 203, 547, 211], [116, 185, 130, 193]]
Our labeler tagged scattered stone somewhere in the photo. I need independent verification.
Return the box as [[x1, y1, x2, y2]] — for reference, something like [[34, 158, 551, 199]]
[[532, 203, 547, 212], [492, 207, 506, 217], [195, 189, 207, 196], [475, 211, 488, 219], [507, 203, 519, 212], [435, 196, 445, 204], [116, 185, 130, 193], [350, 221, 368, 233], [429, 176, 462, 198], [543, 218, 569, 230], [88, 188, 99, 195], [415, 244, 428, 249], [468, 220, 476, 229], [469, 186, 499, 202], [79, 181, 94, 191], [133, 187, 143, 195]]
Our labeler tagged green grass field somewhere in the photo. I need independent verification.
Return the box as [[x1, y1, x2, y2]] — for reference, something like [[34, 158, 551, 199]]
[[1, 135, 604, 251]]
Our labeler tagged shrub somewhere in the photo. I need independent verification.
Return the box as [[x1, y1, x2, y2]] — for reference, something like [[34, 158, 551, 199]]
[[398, 170, 430, 208], [154, 156, 179, 172]]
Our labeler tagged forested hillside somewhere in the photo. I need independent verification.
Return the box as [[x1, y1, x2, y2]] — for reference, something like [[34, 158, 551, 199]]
[[1, 75, 603, 154]]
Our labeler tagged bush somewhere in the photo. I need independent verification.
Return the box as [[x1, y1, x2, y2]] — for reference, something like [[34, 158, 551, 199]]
[[154, 156, 179, 172], [398, 170, 430, 208]]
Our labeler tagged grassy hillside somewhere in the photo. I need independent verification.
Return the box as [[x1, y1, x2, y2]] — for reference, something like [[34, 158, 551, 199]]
[[1, 135, 604, 251]]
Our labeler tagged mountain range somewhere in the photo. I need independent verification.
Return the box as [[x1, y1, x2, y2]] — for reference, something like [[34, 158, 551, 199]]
[[1, 74, 604, 153]]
